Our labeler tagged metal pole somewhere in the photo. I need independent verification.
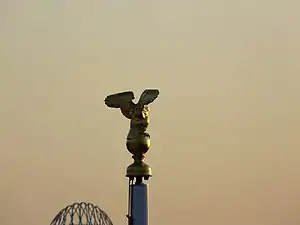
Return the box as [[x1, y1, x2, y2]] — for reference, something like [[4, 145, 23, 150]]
[[131, 180, 148, 225]]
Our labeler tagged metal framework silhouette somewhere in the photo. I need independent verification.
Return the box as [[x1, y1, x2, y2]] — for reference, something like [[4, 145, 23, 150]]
[[50, 202, 113, 225]]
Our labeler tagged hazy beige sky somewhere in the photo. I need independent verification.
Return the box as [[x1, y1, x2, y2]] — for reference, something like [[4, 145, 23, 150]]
[[1, 1, 300, 225]]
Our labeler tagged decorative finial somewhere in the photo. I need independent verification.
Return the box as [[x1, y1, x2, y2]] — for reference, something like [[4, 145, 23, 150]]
[[105, 89, 159, 179]]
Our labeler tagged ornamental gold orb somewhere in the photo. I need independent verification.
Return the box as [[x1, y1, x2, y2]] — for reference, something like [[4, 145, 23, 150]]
[[126, 134, 150, 156]]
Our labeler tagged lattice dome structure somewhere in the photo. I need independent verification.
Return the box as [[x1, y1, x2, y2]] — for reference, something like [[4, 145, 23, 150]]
[[50, 202, 113, 225]]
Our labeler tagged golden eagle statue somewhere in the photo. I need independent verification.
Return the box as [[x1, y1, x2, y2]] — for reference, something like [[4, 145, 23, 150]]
[[104, 89, 159, 141]]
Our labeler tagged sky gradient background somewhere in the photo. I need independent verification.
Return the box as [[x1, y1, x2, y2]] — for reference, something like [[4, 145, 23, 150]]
[[1, 1, 300, 225]]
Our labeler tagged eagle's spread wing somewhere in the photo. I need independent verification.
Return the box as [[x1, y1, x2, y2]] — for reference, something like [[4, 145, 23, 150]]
[[138, 89, 159, 106], [104, 91, 135, 119], [104, 91, 135, 108]]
